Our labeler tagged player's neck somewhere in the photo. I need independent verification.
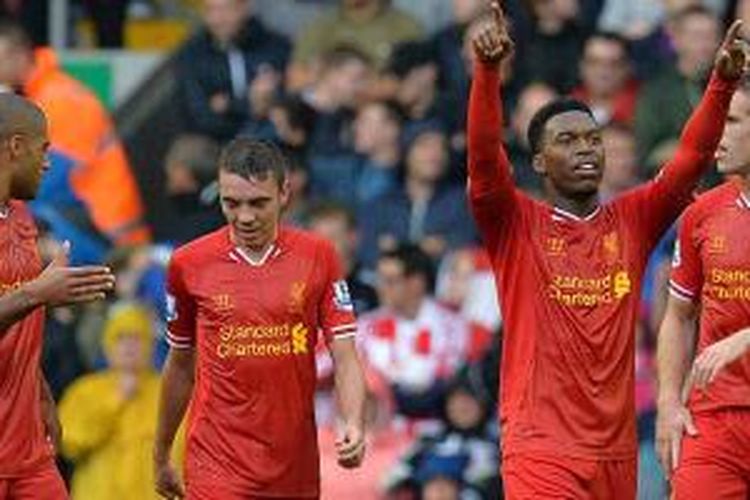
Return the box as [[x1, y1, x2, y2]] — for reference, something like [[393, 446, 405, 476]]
[[550, 193, 600, 219], [231, 230, 278, 262]]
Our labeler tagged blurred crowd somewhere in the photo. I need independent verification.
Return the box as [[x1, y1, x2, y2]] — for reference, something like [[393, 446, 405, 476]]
[[1, 0, 748, 498]]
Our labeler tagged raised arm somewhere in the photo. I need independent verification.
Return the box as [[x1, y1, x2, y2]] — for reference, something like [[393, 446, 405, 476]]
[[641, 21, 745, 238], [467, 1, 517, 252]]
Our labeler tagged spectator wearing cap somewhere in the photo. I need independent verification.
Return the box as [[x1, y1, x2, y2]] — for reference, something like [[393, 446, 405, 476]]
[[358, 124, 476, 268]]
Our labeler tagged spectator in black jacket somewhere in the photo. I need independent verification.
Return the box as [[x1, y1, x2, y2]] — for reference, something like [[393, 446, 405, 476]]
[[175, 0, 290, 142]]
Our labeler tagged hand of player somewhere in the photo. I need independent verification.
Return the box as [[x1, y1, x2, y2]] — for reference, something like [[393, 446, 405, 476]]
[[471, 0, 514, 66], [691, 329, 750, 389], [655, 402, 698, 475], [25, 242, 115, 307], [715, 20, 746, 81], [336, 422, 366, 469], [154, 460, 184, 499]]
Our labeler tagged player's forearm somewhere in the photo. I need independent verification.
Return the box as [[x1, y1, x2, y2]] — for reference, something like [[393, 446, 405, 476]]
[[657, 310, 697, 405], [467, 61, 513, 194], [664, 72, 738, 191], [154, 350, 194, 463], [333, 344, 367, 429], [0, 285, 42, 338]]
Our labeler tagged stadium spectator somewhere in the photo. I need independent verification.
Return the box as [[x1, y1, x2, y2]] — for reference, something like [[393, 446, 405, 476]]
[[571, 32, 640, 125], [59, 302, 180, 500], [307, 201, 379, 315], [288, 0, 423, 89], [600, 122, 642, 200], [309, 99, 401, 208], [163, 134, 224, 245], [358, 245, 476, 419], [635, 5, 722, 173], [512, 0, 589, 92], [0, 23, 150, 262], [175, 0, 290, 141], [303, 46, 372, 157], [505, 81, 558, 193]]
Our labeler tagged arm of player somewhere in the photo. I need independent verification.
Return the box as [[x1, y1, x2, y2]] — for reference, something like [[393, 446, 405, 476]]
[[692, 327, 750, 389], [154, 349, 194, 499], [644, 21, 745, 234], [467, 1, 517, 252], [330, 338, 367, 469], [655, 296, 699, 476], [0, 242, 114, 338]]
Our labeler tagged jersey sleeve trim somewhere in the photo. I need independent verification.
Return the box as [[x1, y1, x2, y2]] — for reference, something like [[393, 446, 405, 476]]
[[330, 323, 358, 339], [166, 329, 195, 349], [668, 279, 697, 303]]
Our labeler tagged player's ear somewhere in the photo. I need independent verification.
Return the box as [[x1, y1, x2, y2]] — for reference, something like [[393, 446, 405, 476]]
[[279, 175, 291, 207], [7, 133, 23, 159], [532, 152, 547, 176]]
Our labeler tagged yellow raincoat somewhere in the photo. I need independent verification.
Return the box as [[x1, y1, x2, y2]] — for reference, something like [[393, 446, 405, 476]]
[[59, 304, 183, 500]]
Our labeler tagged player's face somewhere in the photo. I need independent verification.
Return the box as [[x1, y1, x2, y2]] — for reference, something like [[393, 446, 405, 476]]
[[534, 111, 604, 197], [716, 91, 750, 176], [219, 170, 289, 251], [8, 121, 50, 200]]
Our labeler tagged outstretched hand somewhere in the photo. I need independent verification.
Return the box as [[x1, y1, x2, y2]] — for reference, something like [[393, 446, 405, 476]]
[[715, 20, 747, 81], [472, 0, 514, 65]]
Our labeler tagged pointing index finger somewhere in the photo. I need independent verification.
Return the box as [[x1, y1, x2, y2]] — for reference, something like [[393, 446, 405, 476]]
[[724, 20, 743, 48], [490, 0, 505, 29]]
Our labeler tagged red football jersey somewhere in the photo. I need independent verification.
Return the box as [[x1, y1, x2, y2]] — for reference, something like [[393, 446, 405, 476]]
[[0, 201, 51, 477], [467, 63, 735, 459], [166, 226, 357, 497], [670, 182, 750, 413]]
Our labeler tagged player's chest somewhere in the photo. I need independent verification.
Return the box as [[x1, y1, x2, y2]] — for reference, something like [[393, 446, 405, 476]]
[[0, 215, 40, 293], [531, 221, 637, 307], [698, 213, 750, 301], [194, 258, 321, 323]]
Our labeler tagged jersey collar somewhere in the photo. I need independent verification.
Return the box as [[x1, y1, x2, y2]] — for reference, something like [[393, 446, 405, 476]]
[[551, 205, 602, 223], [738, 191, 750, 210], [226, 227, 285, 267]]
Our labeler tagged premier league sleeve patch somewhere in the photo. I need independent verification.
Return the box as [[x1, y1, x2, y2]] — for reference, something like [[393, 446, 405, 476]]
[[166, 293, 178, 322], [332, 280, 354, 312]]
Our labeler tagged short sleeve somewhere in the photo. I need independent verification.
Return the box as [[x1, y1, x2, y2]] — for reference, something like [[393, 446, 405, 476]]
[[669, 208, 703, 303], [165, 254, 197, 349], [318, 242, 357, 344]]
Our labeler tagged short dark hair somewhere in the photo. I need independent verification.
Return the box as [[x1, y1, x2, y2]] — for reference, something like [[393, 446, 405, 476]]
[[306, 200, 357, 230], [379, 244, 435, 293], [527, 98, 596, 154], [218, 137, 287, 186]]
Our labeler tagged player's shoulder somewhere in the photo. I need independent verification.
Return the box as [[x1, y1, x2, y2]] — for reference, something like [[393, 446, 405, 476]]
[[171, 226, 229, 266], [280, 225, 335, 257], [685, 182, 740, 220]]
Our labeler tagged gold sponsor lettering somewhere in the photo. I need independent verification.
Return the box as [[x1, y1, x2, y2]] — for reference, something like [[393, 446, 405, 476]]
[[214, 322, 308, 358], [549, 270, 631, 307]]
